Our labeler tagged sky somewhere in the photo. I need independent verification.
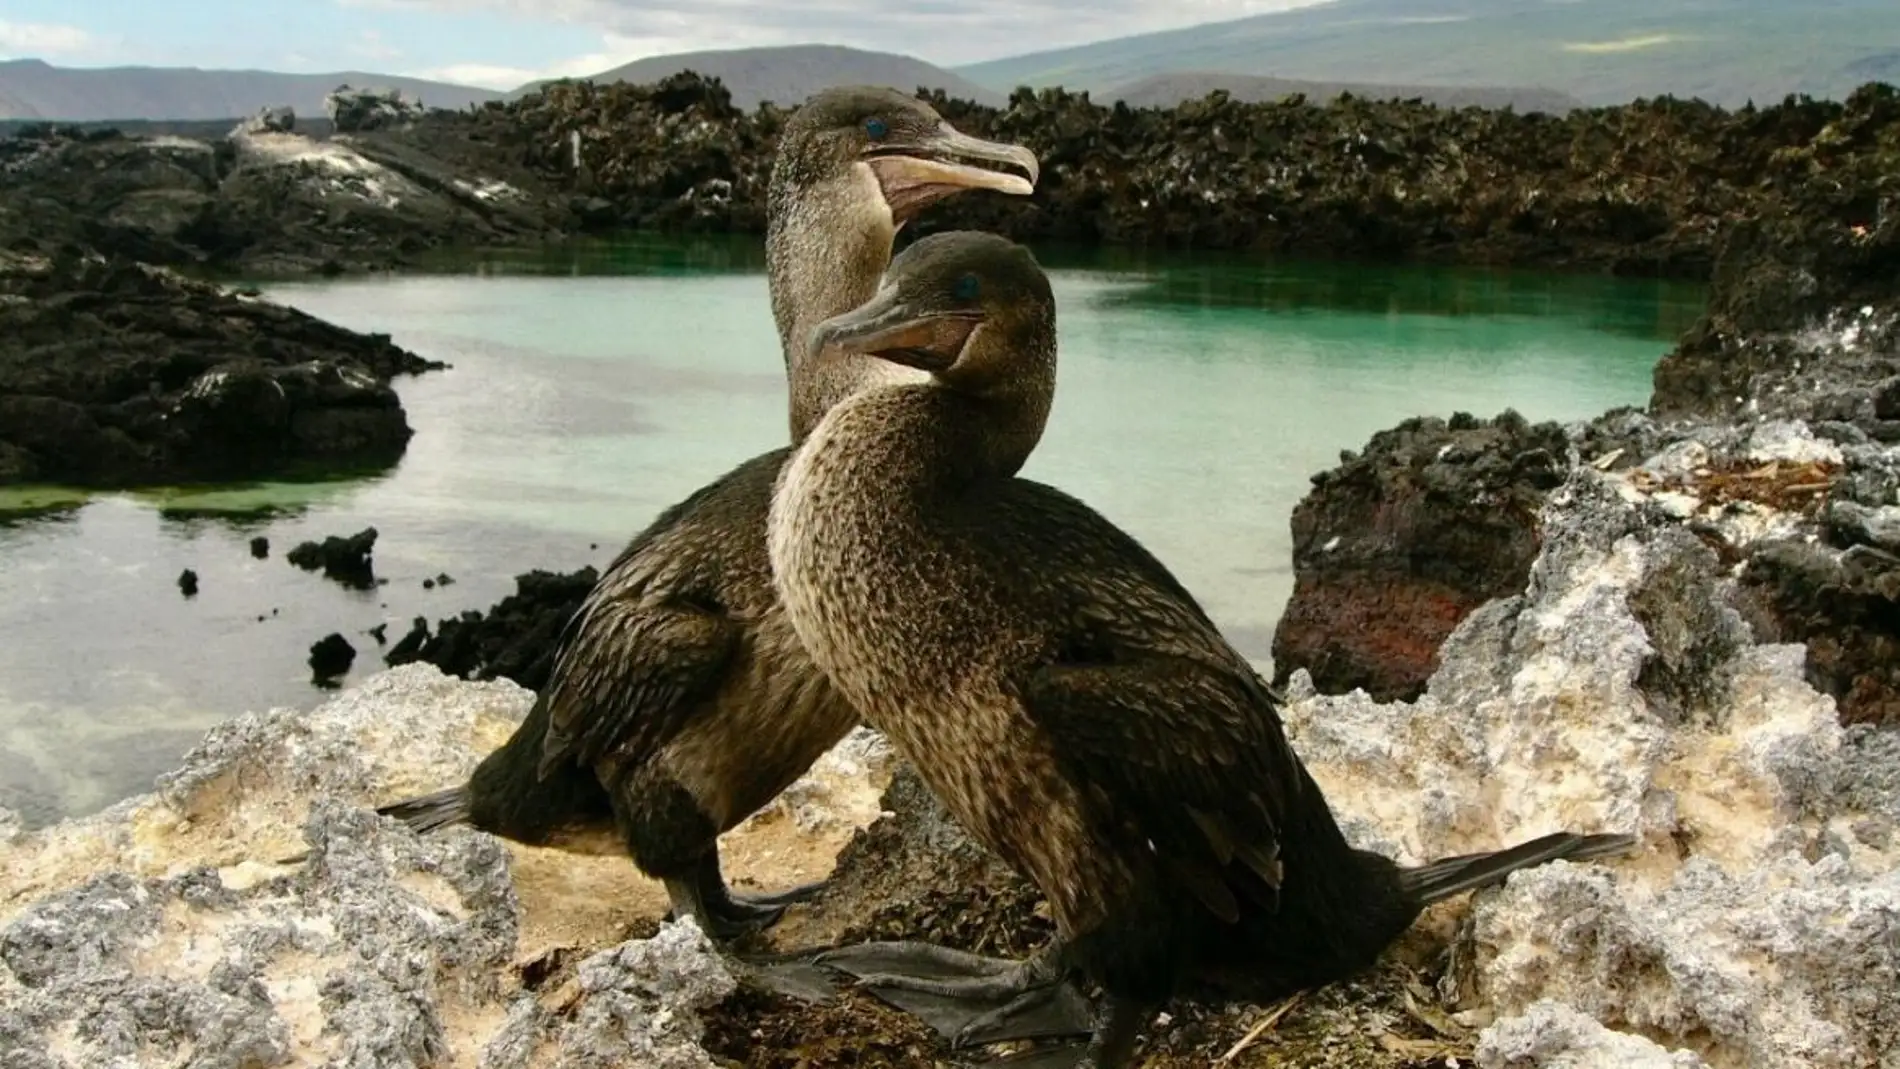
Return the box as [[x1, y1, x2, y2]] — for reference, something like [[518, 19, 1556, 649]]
[[0, 0, 1328, 90]]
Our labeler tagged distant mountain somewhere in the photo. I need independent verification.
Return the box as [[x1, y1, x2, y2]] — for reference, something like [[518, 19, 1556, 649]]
[[537, 44, 1006, 109], [0, 117, 337, 139], [1107, 73, 1585, 114], [0, 59, 502, 121], [959, 0, 1898, 107]]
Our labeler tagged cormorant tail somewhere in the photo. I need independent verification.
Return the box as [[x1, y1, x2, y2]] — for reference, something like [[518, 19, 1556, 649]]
[[1400, 831, 1638, 905], [376, 786, 474, 835]]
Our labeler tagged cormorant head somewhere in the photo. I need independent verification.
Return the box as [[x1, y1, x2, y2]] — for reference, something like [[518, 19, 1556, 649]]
[[806, 230, 1057, 471], [772, 86, 1040, 228]]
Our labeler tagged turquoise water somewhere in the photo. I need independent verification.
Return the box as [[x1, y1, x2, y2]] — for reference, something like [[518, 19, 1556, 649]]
[[0, 236, 1705, 825]]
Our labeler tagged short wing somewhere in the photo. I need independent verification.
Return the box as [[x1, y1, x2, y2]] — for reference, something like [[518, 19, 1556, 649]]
[[992, 480, 1307, 924], [535, 595, 742, 781], [1024, 649, 1303, 924], [532, 450, 784, 782]]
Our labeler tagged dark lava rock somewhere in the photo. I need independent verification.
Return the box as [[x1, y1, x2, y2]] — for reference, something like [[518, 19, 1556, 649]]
[[0, 111, 563, 277], [368, 622, 388, 645], [308, 632, 355, 686], [286, 527, 378, 590], [385, 566, 599, 691], [7, 74, 1900, 281], [249, 535, 269, 559], [1270, 409, 1566, 701], [239, 105, 295, 135], [1651, 84, 1900, 419], [0, 249, 442, 488], [1737, 539, 1900, 727], [1274, 86, 1900, 721], [176, 568, 198, 597], [325, 86, 423, 133]]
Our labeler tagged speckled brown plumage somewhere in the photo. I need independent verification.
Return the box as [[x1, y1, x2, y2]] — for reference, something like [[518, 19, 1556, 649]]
[[378, 90, 1038, 941], [768, 231, 1637, 1067]]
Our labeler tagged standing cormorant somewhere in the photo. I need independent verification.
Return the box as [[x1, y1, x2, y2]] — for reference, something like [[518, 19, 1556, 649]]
[[376, 91, 1039, 944], [768, 230, 1638, 1067]]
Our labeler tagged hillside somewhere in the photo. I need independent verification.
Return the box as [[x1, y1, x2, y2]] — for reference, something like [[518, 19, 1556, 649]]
[[535, 44, 1005, 109], [959, 0, 1898, 107], [0, 59, 501, 121], [1108, 72, 1585, 113]]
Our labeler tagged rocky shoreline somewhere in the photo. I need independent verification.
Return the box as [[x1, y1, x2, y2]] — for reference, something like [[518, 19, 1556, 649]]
[[2, 73, 1898, 1069], [3, 77, 1894, 490], [5, 77, 1896, 279], [1270, 140, 1900, 727], [0, 247, 441, 487]]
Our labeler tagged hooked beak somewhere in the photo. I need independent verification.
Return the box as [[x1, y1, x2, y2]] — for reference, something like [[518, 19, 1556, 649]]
[[807, 288, 985, 374], [864, 122, 1040, 222]]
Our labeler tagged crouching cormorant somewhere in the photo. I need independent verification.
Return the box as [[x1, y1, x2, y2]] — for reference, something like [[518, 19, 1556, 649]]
[[768, 230, 1638, 1067], [375, 90, 1039, 944]]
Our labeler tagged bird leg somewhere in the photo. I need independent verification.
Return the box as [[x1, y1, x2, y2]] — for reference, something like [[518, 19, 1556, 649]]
[[695, 849, 827, 926], [1072, 994, 1153, 1069], [815, 939, 1095, 1047], [662, 848, 821, 941]]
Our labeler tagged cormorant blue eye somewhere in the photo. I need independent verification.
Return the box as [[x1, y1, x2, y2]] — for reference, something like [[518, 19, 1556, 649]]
[[865, 117, 889, 140], [954, 273, 981, 301]]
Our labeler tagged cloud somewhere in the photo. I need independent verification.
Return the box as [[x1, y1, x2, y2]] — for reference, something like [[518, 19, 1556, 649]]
[[411, 30, 662, 88], [0, 19, 95, 58], [353, 29, 404, 62], [347, 0, 1331, 69]]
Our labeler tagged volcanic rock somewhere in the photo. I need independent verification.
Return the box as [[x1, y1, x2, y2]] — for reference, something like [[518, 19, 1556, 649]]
[[307, 632, 356, 686], [1270, 409, 1566, 700], [5, 75, 1897, 280], [287, 526, 379, 589], [1275, 87, 1900, 717], [0, 248, 441, 487], [385, 566, 599, 691]]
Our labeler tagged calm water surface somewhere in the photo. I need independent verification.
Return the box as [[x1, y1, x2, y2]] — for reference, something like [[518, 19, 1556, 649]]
[[0, 236, 1705, 825]]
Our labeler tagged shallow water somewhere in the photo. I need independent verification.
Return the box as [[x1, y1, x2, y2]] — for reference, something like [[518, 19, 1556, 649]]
[[0, 235, 1705, 825]]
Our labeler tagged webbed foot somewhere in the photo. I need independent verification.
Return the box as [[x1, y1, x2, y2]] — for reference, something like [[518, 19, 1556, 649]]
[[717, 877, 829, 920], [813, 940, 1094, 1047]]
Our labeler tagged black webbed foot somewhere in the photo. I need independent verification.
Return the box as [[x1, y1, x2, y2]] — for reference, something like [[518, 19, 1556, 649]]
[[813, 941, 1094, 1047], [718, 877, 824, 911], [725, 947, 849, 1003], [816, 940, 1026, 989], [663, 875, 759, 942]]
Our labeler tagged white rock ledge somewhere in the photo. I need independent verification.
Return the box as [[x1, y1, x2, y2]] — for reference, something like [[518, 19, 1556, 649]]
[[1, 468, 1894, 1068], [1280, 470, 1899, 1069], [0, 666, 886, 1068]]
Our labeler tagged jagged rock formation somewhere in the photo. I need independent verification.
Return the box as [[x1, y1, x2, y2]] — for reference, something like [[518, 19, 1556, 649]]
[[1271, 410, 1567, 699], [0, 248, 441, 487], [326, 85, 426, 133], [0, 107, 564, 278], [0, 665, 890, 1068]]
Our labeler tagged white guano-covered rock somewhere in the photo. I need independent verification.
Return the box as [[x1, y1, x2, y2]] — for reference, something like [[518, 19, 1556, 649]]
[[1279, 470, 1900, 1069], [0, 664, 874, 1068]]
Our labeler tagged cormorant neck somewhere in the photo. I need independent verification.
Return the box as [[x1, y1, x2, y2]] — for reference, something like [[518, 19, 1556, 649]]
[[766, 162, 902, 445], [879, 383, 1050, 494]]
